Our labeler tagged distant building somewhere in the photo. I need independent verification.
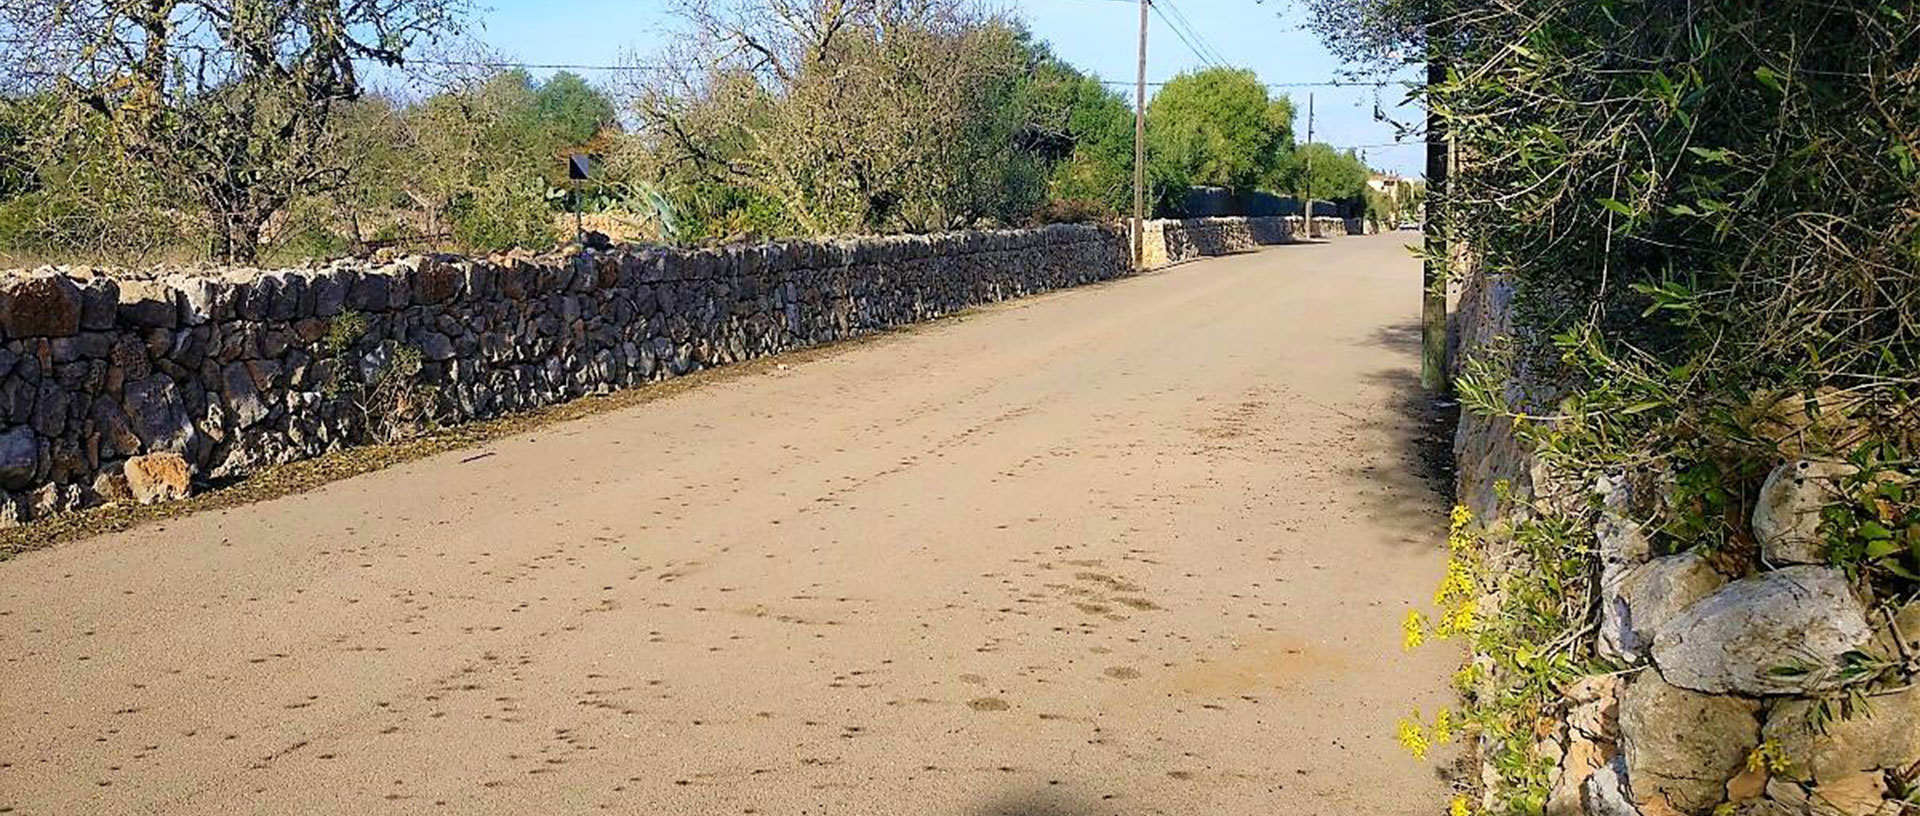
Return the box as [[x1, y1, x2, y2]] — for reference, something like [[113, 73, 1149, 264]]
[[1366, 173, 1404, 194]]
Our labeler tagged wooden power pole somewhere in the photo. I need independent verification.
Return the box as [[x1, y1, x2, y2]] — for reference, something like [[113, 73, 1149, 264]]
[[1420, 32, 1450, 392], [1131, 0, 1149, 270]]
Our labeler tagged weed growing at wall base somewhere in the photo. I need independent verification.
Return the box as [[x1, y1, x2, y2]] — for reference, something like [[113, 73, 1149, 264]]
[[1398, 498, 1599, 815]]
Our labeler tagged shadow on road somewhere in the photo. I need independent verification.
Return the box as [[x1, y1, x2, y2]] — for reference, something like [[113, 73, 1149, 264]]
[[969, 786, 1115, 816], [1339, 320, 1460, 543]]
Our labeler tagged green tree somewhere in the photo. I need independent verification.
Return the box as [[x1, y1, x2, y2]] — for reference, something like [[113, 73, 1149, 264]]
[[1290, 142, 1370, 203], [1147, 68, 1295, 194], [0, 93, 187, 264], [330, 68, 622, 254], [533, 71, 618, 148], [1005, 39, 1136, 217]]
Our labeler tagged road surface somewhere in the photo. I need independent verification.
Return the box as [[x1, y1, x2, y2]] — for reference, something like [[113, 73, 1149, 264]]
[[0, 233, 1458, 815]]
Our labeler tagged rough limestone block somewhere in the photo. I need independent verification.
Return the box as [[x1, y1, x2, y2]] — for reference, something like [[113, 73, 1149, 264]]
[[1600, 552, 1726, 664], [1549, 732, 1611, 816], [1651, 565, 1874, 695], [1583, 758, 1643, 816], [1619, 672, 1760, 815], [1753, 460, 1856, 565], [0, 425, 38, 490], [117, 279, 180, 329], [1763, 684, 1920, 784], [123, 451, 192, 504]]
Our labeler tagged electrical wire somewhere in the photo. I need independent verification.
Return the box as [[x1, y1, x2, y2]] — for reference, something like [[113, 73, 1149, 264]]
[[1147, 1, 1218, 68], [1156, 0, 1231, 67]]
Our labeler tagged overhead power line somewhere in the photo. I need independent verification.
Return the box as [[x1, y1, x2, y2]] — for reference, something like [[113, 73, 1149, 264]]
[[1155, 0, 1230, 67], [1147, 1, 1217, 69], [402, 57, 1399, 91], [405, 58, 670, 72], [1098, 78, 1396, 89]]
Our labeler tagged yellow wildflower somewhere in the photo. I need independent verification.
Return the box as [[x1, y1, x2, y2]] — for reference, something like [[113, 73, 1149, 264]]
[[1403, 610, 1429, 650], [1396, 716, 1431, 761], [1432, 707, 1456, 743]]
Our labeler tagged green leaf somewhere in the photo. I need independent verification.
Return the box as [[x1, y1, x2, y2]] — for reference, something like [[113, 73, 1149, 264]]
[[1754, 66, 1785, 93], [1884, 560, 1920, 581], [1598, 197, 1635, 217], [1686, 146, 1734, 164], [1860, 520, 1893, 540]]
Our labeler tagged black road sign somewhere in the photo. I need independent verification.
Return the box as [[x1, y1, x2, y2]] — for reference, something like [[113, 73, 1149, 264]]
[[567, 154, 590, 181]]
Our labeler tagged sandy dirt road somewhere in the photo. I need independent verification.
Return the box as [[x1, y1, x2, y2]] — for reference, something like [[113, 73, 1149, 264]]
[[0, 233, 1458, 815]]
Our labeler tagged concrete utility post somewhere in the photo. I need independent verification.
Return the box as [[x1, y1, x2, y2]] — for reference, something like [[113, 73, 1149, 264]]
[[1131, 0, 1149, 270], [1304, 92, 1314, 239]]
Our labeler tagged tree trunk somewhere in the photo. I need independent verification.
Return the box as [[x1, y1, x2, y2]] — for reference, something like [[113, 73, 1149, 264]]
[[210, 213, 264, 264]]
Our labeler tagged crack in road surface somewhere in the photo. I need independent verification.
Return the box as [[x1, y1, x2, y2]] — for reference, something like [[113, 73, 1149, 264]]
[[0, 234, 1457, 815]]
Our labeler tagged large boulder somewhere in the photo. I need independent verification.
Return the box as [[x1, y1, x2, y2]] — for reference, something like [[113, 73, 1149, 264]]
[[1752, 461, 1855, 565], [1651, 566, 1873, 695], [0, 273, 82, 338], [1619, 672, 1760, 815], [1762, 685, 1920, 784], [1601, 552, 1726, 664]]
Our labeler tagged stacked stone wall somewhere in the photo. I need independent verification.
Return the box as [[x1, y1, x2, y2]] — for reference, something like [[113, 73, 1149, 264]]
[[0, 224, 1129, 523], [1137, 215, 1347, 268], [1450, 265, 1920, 816]]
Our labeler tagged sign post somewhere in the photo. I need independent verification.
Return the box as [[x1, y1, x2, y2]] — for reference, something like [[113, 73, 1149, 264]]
[[567, 153, 590, 247]]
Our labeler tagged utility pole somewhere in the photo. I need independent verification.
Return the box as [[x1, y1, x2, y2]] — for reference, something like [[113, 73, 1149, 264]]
[[1131, 0, 1149, 270], [1420, 22, 1450, 392], [1303, 92, 1315, 239]]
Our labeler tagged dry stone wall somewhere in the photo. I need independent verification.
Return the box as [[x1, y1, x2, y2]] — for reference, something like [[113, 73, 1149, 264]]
[[0, 224, 1129, 524], [1138, 215, 1347, 268], [1450, 267, 1920, 816]]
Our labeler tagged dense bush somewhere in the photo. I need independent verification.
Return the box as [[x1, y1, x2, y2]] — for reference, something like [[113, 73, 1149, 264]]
[[1442, 0, 1919, 578], [1303, 0, 1919, 812]]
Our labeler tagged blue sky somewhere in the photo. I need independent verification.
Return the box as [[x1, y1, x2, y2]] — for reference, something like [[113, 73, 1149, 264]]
[[448, 0, 1425, 175]]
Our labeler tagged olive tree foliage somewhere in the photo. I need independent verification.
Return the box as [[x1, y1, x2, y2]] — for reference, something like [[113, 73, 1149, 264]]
[[1297, 1, 1920, 810], [1288, 0, 1427, 70], [1146, 68, 1294, 195], [632, 0, 1060, 236], [0, 0, 469, 261]]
